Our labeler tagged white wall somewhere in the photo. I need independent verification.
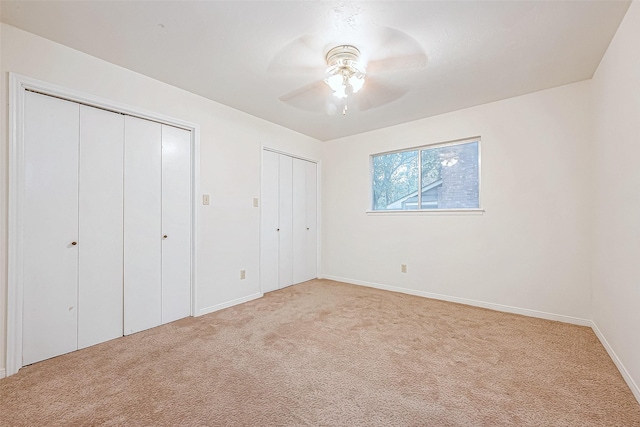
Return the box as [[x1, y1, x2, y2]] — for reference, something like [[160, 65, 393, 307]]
[[0, 23, 323, 373], [592, 0, 640, 400], [2, 3, 639, 401], [321, 80, 593, 322]]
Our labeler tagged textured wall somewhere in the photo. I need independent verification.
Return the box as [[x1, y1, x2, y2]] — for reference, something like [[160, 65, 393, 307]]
[[592, 0, 640, 401], [322, 81, 593, 322], [0, 23, 323, 374]]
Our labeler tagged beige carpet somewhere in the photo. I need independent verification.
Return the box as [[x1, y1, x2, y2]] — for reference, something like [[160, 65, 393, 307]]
[[1, 279, 639, 426]]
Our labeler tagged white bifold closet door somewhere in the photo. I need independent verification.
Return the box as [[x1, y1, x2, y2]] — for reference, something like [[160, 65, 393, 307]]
[[160, 125, 192, 324], [260, 150, 317, 293], [124, 117, 191, 335], [304, 161, 318, 281], [260, 150, 280, 293], [22, 92, 191, 365], [23, 92, 80, 365], [77, 105, 125, 350], [23, 92, 125, 364], [292, 158, 317, 284], [278, 155, 294, 289], [123, 116, 162, 335]]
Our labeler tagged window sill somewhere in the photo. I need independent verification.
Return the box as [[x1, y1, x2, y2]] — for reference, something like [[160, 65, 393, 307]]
[[365, 208, 485, 216]]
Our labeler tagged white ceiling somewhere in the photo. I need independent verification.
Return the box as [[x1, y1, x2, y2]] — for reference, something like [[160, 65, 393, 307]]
[[1, 1, 631, 141]]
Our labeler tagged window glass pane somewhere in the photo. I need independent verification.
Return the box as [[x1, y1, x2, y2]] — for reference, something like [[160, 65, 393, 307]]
[[420, 147, 442, 209], [372, 150, 419, 210], [421, 141, 479, 209]]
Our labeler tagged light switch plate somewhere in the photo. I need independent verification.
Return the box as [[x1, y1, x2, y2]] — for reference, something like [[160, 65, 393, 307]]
[[203, 194, 210, 205], [253, 197, 259, 207]]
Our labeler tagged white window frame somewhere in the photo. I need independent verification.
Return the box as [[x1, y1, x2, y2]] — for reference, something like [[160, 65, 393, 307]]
[[367, 137, 483, 215]]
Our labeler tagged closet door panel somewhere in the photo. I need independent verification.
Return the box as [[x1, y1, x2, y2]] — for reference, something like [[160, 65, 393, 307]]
[[292, 158, 307, 285], [161, 125, 191, 324], [278, 155, 293, 289], [124, 116, 162, 335], [23, 91, 80, 365], [78, 105, 124, 349], [260, 150, 280, 293], [305, 161, 318, 281]]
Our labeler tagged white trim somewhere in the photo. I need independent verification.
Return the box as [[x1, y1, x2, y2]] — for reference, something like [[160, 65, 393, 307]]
[[262, 146, 318, 164], [259, 144, 267, 295], [366, 208, 485, 216], [191, 123, 201, 325], [591, 322, 640, 403], [322, 275, 593, 326], [321, 276, 640, 404], [373, 135, 482, 157], [0, 368, 5, 379], [370, 137, 482, 212], [12, 75, 197, 131], [198, 293, 263, 316], [7, 73, 26, 377], [7, 73, 201, 377], [315, 159, 323, 280]]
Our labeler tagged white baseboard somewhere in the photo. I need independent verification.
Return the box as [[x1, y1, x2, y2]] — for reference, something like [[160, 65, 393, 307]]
[[321, 275, 592, 326], [591, 321, 640, 403], [0, 368, 5, 379], [197, 292, 263, 316], [322, 275, 639, 404]]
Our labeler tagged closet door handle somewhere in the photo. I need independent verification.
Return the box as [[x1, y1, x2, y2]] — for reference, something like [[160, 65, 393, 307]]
[[71, 241, 78, 246], [306, 227, 310, 230], [277, 228, 280, 231], [163, 235, 168, 239]]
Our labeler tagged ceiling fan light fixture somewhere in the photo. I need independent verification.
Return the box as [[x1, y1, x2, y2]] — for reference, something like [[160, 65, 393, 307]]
[[333, 85, 347, 99], [326, 73, 345, 92], [324, 45, 366, 100], [349, 74, 365, 93]]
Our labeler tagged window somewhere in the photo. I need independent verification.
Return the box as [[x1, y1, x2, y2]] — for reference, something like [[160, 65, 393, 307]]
[[371, 139, 480, 211]]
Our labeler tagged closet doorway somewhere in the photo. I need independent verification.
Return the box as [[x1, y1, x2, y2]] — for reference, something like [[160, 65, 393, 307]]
[[7, 74, 200, 376], [260, 149, 318, 293]]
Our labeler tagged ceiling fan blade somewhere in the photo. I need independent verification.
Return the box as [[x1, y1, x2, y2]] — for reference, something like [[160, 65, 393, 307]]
[[268, 34, 326, 77], [354, 77, 408, 111], [364, 26, 428, 74], [367, 53, 428, 74], [279, 80, 335, 113]]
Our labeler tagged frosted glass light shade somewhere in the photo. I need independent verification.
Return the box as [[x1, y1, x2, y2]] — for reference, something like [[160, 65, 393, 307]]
[[349, 75, 365, 93], [333, 85, 347, 99], [326, 74, 344, 92]]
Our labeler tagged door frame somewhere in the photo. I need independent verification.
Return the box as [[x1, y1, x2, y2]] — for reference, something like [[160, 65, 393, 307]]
[[259, 146, 321, 295], [7, 73, 201, 376]]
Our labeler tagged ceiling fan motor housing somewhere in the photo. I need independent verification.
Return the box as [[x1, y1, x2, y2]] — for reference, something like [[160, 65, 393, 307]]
[[326, 45, 366, 75], [326, 45, 360, 66], [324, 45, 367, 100]]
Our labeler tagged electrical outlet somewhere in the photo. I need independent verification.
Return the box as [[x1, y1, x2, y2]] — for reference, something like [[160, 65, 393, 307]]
[[253, 197, 259, 207], [240, 270, 246, 280], [401, 264, 407, 273], [202, 194, 210, 205]]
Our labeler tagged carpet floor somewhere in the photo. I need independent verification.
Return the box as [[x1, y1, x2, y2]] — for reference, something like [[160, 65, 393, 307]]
[[1, 279, 639, 426]]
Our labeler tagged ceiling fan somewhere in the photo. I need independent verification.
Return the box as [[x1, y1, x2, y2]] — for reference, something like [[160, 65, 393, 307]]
[[270, 27, 428, 116], [324, 45, 366, 105]]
